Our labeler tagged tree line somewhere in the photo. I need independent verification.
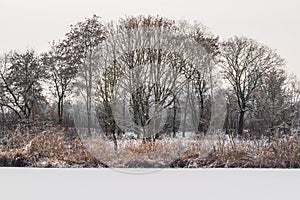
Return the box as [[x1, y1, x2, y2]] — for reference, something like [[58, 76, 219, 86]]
[[0, 15, 299, 140]]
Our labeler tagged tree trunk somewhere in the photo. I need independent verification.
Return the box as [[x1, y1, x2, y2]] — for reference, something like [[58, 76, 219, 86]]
[[1, 105, 5, 131], [58, 97, 63, 125], [238, 110, 245, 135], [86, 90, 92, 137], [112, 133, 118, 152], [87, 56, 93, 137], [182, 84, 190, 138], [224, 103, 230, 135], [111, 122, 118, 151], [172, 95, 177, 138]]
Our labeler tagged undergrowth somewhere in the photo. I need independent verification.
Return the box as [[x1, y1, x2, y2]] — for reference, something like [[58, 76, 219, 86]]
[[1, 126, 300, 168]]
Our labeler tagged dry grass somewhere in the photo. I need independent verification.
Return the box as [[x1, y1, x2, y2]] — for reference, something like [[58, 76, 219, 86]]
[[1, 127, 300, 168], [171, 135, 300, 168], [0, 130, 107, 168], [84, 135, 206, 168]]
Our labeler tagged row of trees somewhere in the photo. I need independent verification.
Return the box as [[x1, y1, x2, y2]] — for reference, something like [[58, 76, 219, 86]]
[[0, 15, 299, 139]]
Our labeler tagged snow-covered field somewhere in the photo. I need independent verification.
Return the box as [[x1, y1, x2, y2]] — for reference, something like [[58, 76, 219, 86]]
[[0, 168, 299, 200]]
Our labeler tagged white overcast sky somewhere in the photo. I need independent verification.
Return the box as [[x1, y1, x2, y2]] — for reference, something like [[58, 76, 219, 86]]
[[0, 0, 299, 76]]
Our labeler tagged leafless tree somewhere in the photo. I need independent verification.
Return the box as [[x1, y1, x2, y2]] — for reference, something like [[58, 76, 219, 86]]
[[0, 50, 46, 120], [95, 16, 180, 141], [94, 16, 214, 142], [284, 75, 300, 132], [250, 68, 288, 135], [50, 15, 106, 136], [219, 36, 285, 135], [71, 16, 106, 137], [177, 20, 220, 136], [41, 44, 77, 125]]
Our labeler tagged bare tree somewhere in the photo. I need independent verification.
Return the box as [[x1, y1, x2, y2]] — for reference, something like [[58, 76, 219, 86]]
[[94, 43, 122, 149], [0, 50, 46, 120], [51, 15, 106, 136], [177, 20, 219, 136], [95, 16, 178, 141], [223, 90, 239, 135], [95, 16, 212, 142], [284, 74, 300, 132], [42, 16, 105, 130], [250, 68, 289, 135], [219, 36, 285, 135], [41, 44, 77, 125]]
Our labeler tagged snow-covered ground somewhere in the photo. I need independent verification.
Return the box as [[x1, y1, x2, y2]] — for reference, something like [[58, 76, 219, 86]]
[[0, 168, 299, 200]]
